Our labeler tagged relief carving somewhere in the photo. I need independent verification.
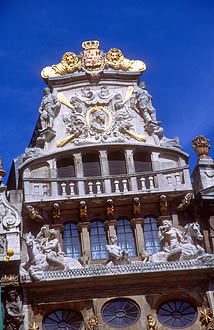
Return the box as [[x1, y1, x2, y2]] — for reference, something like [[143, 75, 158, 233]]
[[4, 287, 24, 330], [20, 227, 82, 281], [151, 220, 205, 263], [104, 235, 131, 267], [0, 190, 21, 230]]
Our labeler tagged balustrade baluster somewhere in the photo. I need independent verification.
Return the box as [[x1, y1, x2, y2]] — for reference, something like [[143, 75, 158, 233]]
[[43, 184, 48, 195], [114, 180, 120, 193], [88, 182, 93, 195], [34, 184, 39, 195], [61, 183, 67, 196], [69, 183, 75, 196], [140, 177, 146, 191], [122, 179, 128, 192], [166, 174, 172, 186], [175, 173, 181, 185], [96, 181, 102, 194], [148, 176, 154, 190]]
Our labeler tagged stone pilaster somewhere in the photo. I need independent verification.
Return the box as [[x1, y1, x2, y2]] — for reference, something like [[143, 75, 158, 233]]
[[78, 222, 91, 259], [131, 218, 145, 256], [104, 220, 117, 242]]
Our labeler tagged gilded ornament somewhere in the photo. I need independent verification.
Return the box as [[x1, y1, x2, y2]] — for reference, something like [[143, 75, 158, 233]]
[[82, 40, 105, 71], [106, 48, 146, 72], [0, 157, 6, 181], [86, 106, 112, 132], [123, 85, 134, 104], [41, 52, 79, 78], [147, 314, 158, 330], [106, 199, 114, 218], [160, 195, 168, 213], [29, 322, 39, 330], [57, 92, 74, 110], [56, 134, 75, 148], [124, 129, 146, 142], [200, 309, 213, 325], [192, 135, 211, 159], [88, 316, 98, 329]]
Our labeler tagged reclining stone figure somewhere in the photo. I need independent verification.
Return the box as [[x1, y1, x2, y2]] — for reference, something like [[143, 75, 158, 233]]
[[104, 235, 131, 267]]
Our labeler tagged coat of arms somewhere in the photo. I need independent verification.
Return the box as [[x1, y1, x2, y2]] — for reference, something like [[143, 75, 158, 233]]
[[82, 40, 105, 71]]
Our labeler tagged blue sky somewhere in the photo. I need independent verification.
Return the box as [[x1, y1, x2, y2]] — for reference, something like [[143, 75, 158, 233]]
[[1, 0, 214, 181]]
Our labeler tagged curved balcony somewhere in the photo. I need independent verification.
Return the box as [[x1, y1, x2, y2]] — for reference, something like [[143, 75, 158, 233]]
[[23, 166, 192, 203]]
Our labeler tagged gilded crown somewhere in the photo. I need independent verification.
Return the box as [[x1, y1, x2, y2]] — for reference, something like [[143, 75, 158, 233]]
[[82, 40, 99, 50]]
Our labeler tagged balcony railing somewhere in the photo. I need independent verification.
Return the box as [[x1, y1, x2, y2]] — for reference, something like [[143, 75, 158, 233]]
[[23, 166, 191, 202]]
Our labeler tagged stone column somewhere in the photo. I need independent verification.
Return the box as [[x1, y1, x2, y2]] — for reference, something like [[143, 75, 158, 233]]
[[73, 153, 85, 196], [99, 150, 109, 176], [104, 220, 117, 242], [99, 150, 112, 194], [125, 149, 138, 191], [131, 218, 145, 256], [78, 222, 91, 259]]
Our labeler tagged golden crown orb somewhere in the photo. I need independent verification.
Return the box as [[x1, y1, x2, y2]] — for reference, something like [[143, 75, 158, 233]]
[[82, 40, 99, 49]]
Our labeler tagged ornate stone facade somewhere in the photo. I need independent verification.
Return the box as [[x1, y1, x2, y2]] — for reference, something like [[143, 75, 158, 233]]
[[2, 41, 214, 329]]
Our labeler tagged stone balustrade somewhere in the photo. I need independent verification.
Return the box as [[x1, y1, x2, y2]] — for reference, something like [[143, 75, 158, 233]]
[[23, 166, 191, 202]]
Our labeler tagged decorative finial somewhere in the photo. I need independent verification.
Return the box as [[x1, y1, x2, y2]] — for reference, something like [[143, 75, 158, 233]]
[[0, 157, 6, 184], [192, 135, 211, 159]]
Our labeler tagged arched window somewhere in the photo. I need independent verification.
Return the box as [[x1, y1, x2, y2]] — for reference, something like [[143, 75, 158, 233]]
[[108, 151, 126, 175], [134, 151, 152, 172], [117, 217, 136, 256], [82, 153, 101, 177], [63, 223, 81, 259], [143, 216, 161, 255], [90, 220, 107, 260], [57, 157, 75, 178]]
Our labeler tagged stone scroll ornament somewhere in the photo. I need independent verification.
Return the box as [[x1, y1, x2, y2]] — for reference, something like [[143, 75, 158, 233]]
[[20, 227, 82, 281], [151, 220, 206, 263]]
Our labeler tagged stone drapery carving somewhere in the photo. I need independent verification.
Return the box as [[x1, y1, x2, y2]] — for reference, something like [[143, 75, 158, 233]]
[[151, 220, 205, 263], [20, 227, 82, 281], [4, 287, 24, 330], [104, 235, 131, 267], [39, 87, 61, 130]]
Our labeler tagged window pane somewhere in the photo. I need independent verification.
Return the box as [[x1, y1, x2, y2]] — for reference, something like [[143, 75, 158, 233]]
[[82, 153, 101, 177], [57, 157, 75, 178], [63, 223, 82, 259], [143, 216, 161, 255], [134, 152, 152, 173], [90, 220, 107, 260], [108, 151, 126, 175], [117, 218, 136, 256]]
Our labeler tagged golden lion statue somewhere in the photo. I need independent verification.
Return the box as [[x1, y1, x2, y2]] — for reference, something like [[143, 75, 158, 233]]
[[106, 48, 146, 72], [41, 52, 79, 78]]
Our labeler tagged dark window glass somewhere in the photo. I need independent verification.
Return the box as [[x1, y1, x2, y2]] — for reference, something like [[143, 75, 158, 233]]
[[82, 153, 101, 177], [63, 223, 81, 259], [143, 216, 161, 255], [102, 298, 141, 328], [57, 157, 75, 178], [108, 151, 126, 175], [90, 221, 107, 259], [157, 300, 197, 329], [134, 152, 152, 173], [43, 309, 83, 330], [117, 218, 136, 256]]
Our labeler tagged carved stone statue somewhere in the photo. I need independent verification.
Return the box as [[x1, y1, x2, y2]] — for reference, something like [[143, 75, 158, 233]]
[[136, 82, 157, 123], [39, 88, 61, 130], [4, 287, 24, 330], [20, 228, 82, 281], [151, 220, 205, 263], [104, 235, 131, 267]]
